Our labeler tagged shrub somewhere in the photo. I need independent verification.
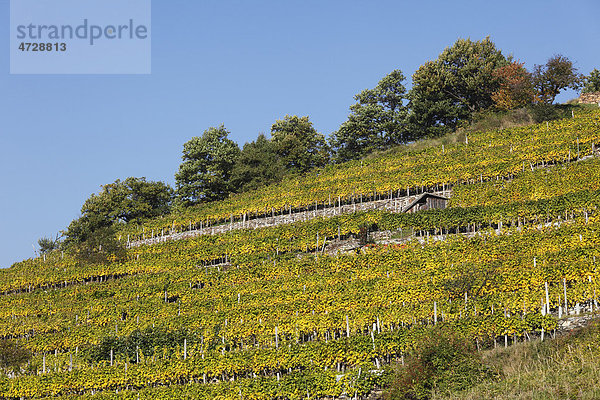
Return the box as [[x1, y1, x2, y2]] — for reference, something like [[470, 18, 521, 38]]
[[387, 328, 497, 400], [529, 104, 580, 123], [70, 225, 126, 265], [37, 234, 61, 254], [466, 108, 533, 132], [582, 68, 600, 94], [358, 224, 372, 245], [0, 340, 31, 373], [529, 104, 561, 123], [87, 327, 195, 363]]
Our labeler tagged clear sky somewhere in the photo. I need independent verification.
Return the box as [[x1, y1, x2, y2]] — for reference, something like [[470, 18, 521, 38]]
[[1, 0, 599, 268]]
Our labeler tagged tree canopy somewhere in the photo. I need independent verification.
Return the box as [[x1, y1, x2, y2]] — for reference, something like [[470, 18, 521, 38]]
[[0, 339, 31, 373], [83, 177, 172, 224], [64, 177, 172, 245], [532, 55, 581, 104], [175, 125, 240, 205], [270, 115, 329, 173], [408, 37, 508, 136], [230, 134, 284, 193], [491, 61, 535, 110], [582, 68, 600, 94], [331, 70, 409, 162]]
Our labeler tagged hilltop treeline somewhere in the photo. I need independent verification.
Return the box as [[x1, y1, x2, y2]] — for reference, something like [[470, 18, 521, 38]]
[[40, 37, 599, 254]]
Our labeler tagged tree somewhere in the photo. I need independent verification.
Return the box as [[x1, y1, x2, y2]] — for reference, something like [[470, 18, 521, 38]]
[[491, 61, 535, 110], [331, 70, 409, 162], [63, 212, 112, 247], [175, 125, 240, 205], [82, 177, 173, 224], [270, 115, 329, 173], [63, 177, 172, 245], [408, 37, 508, 136], [582, 68, 600, 94], [532, 55, 581, 104], [230, 134, 284, 193]]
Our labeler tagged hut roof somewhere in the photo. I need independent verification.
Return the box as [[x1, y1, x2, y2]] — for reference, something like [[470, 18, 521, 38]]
[[402, 193, 449, 213]]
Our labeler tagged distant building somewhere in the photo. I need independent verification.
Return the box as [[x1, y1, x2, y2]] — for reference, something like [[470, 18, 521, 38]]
[[403, 193, 449, 214], [579, 92, 600, 105]]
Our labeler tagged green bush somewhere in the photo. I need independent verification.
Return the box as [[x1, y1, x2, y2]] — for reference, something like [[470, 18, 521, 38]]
[[468, 108, 533, 131], [87, 327, 195, 363], [0, 340, 31, 374], [70, 225, 126, 265], [37, 234, 61, 254], [529, 104, 561, 123], [529, 103, 579, 123], [387, 328, 497, 400]]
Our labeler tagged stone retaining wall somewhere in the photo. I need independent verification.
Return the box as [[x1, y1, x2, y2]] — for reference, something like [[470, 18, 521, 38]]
[[579, 92, 600, 104], [130, 190, 452, 247]]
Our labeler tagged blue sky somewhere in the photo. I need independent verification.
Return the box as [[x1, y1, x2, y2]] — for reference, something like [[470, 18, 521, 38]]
[[1, 0, 599, 268]]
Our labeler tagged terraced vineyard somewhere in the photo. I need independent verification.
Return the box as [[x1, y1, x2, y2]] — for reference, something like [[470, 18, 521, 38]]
[[121, 110, 600, 241], [451, 156, 600, 207], [1, 110, 600, 399]]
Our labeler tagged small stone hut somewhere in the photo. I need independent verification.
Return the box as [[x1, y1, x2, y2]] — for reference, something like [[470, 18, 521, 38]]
[[403, 193, 449, 214]]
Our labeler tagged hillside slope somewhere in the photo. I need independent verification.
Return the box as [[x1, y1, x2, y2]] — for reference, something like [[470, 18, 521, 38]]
[[121, 109, 600, 241], [432, 319, 600, 400], [0, 110, 599, 399]]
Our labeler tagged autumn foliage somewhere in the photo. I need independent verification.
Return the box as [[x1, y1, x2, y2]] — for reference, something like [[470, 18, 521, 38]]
[[491, 61, 535, 110]]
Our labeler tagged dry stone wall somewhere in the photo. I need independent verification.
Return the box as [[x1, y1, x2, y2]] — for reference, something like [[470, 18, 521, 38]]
[[130, 190, 452, 247], [579, 92, 600, 104]]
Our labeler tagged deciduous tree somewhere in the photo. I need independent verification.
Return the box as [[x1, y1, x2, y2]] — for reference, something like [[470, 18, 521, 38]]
[[582, 68, 600, 94], [230, 134, 284, 193], [0, 340, 31, 374], [175, 125, 240, 205], [270, 115, 329, 173], [83, 177, 173, 224], [491, 61, 535, 110], [63, 177, 172, 245], [532, 55, 581, 104], [331, 70, 409, 162], [408, 37, 508, 136]]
